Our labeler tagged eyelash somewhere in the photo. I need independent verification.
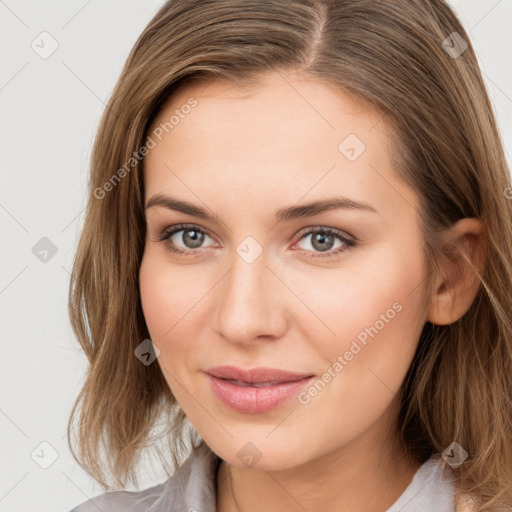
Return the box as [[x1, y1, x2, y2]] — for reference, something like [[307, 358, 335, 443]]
[[156, 223, 356, 260]]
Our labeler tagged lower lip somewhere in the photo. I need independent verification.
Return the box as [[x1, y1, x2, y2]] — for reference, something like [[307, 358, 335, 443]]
[[206, 374, 315, 413]]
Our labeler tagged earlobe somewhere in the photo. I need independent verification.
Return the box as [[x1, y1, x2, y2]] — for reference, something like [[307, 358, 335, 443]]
[[427, 218, 486, 326]]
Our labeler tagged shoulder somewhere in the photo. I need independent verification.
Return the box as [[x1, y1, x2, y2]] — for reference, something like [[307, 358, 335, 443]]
[[68, 480, 169, 512], [68, 442, 221, 512]]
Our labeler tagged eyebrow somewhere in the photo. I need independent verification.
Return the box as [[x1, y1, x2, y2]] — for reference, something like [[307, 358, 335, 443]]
[[144, 193, 378, 224]]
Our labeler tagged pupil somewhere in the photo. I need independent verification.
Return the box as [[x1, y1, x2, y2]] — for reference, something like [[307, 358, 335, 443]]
[[313, 232, 333, 252], [184, 229, 204, 248]]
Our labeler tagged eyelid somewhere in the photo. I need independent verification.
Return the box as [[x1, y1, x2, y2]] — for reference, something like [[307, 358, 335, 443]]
[[157, 223, 217, 246], [290, 226, 356, 259], [293, 225, 355, 243]]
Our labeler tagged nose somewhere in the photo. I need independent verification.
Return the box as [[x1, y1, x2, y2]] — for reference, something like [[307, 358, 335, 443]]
[[212, 248, 288, 345]]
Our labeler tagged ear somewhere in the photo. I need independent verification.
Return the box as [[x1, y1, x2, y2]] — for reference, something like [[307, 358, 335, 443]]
[[427, 218, 487, 326]]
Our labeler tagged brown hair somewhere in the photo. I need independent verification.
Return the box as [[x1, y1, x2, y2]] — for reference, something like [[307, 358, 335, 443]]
[[67, 1, 512, 509]]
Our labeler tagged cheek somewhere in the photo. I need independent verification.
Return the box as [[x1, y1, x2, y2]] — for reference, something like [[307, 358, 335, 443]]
[[139, 257, 172, 340], [288, 261, 426, 446], [139, 252, 202, 401], [287, 246, 425, 347], [303, 246, 427, 403], [139, 249, 216, 392], [139, 251, 202, 340]]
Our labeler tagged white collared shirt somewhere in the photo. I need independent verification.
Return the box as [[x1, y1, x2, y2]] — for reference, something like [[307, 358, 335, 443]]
[[69, 442, 459, 512]]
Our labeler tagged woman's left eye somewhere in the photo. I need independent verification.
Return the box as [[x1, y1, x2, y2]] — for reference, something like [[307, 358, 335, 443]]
[[293, 227, 356, 259], [157, 224, 356, 259]]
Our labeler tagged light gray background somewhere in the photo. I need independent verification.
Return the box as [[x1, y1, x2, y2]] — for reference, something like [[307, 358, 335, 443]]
[[1, 1, 511, 511]]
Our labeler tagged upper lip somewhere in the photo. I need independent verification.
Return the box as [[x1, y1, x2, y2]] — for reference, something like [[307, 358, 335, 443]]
[[206, 365, 314, 383]]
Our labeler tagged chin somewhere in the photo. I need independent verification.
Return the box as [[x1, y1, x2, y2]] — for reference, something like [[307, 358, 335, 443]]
[[206, 435, 314, 472]]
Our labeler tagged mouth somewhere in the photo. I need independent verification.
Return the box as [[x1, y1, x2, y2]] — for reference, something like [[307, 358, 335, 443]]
[[205, 369, 315, 413]]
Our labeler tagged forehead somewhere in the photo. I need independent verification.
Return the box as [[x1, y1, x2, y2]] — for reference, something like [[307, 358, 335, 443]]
[[151, 71, 379, 137], [144, 71, 419, 220]]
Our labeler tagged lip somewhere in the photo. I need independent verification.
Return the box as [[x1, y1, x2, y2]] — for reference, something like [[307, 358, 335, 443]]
[[205, 366, 315, 413], [206, 365, 314, 383]]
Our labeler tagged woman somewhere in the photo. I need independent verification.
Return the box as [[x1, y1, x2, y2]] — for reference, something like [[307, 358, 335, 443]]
[[67, 1, 512, 511]]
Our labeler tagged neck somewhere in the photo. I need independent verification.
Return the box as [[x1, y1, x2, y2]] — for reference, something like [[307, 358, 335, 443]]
[[215, 406, 422, 512]]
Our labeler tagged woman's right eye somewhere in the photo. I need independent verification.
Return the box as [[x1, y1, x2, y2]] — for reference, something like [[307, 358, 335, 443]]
[[158, 224, 217, 256]]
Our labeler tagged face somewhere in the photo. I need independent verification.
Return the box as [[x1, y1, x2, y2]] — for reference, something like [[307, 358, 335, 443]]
[[139, 71, 430, 471]]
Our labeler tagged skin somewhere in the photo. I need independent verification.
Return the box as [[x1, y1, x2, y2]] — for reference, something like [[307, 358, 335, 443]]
[[139, 70, 486, 512]]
